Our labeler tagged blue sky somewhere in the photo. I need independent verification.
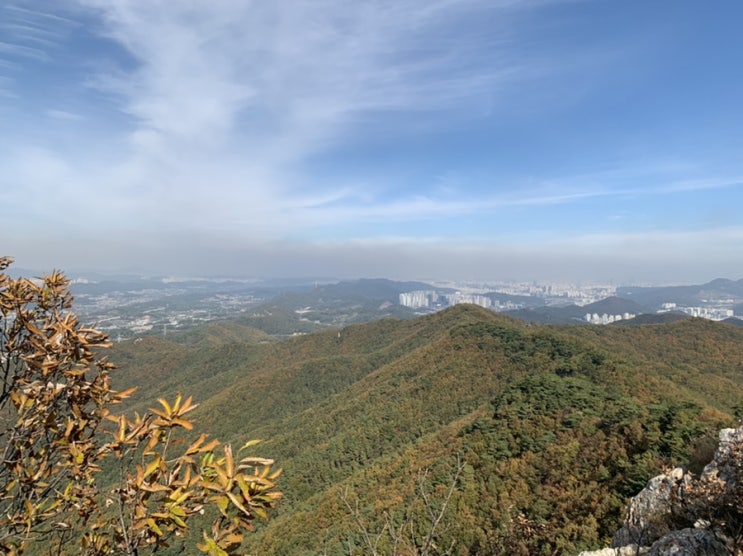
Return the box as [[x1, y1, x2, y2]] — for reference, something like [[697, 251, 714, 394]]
[[1, 0, 742, 283]]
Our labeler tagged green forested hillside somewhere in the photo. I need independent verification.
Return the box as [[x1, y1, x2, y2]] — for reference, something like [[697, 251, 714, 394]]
[[168, 320, 276, 347], [107, 306, 743, 555]]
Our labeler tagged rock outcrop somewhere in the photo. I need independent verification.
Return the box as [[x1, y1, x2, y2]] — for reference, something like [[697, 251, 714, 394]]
[[577, 546, 645, 556], [645, 528, 727, 555], [611, 467, 690, 548], [579, 426, 743, 556]]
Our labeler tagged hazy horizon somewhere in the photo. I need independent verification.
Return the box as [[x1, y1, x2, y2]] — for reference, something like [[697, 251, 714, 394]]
[[7, 249, 743, 289], [2, 1, 742, 284]]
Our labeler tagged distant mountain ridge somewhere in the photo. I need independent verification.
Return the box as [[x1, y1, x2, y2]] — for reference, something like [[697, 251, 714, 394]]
[[611, 311, 689, 326], [504, 296, 648, 324], [242, 278, 455, 331], [617, 278, 743, 308], [228, 276, 743, 329]]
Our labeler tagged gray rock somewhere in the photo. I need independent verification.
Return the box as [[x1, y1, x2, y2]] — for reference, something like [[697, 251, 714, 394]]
[[578, 545, 647, 556], [646, 528, 727, 556], [611, 469, 691, 548], [577, 549, 617, 556], [701, 427, 743, 485], [581, 425, 743, 556]]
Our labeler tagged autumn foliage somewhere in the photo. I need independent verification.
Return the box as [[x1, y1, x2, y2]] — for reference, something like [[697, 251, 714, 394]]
[[0, 257, 281, 555]]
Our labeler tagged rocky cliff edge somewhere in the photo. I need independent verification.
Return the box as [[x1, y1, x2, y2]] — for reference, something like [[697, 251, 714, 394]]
[[579, 426, 743, 556]]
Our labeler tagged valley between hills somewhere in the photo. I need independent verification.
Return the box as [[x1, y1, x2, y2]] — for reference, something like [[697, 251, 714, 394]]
[[107, 303, 743, 555]]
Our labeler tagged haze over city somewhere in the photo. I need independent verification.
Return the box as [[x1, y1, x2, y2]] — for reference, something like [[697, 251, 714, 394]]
[[1, 1, 742, 284]]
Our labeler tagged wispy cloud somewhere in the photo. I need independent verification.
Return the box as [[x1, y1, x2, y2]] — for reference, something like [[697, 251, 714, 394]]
[[0, 40, 51, 62], [67, 0, 742, 236], [0, 4, 79, 55], [45, 109, 83, 120], [4, 4, 79, 26], [0, 3, 81, 99], [21, 0, 560, 234], [81, 0, 536, 151], [273, 172, 743, 230]]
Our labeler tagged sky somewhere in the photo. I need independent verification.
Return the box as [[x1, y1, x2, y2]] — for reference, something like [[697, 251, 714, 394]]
[[1, 0, 742, 284]]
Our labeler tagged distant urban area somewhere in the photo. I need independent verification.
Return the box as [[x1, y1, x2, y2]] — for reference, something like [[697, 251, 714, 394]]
[[61, 273, 743, 341]]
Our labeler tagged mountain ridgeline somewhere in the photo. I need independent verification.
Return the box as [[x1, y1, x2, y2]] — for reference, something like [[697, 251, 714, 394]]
[[109, 305, 743, 555]]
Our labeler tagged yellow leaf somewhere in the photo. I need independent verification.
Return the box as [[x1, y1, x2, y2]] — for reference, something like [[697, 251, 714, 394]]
[[140, 483, 171, 493], [197, 534, 228, 556], [224, 445, 234, 478], [169, 505, 187, 518], [143, 457, 161, 480], [215, 495, 230, 518], [177, 395, 199, 416], [239, 439, 261, 451], [170, 513, 187, 528], [226, 492, 250, 517], [213, 465, 231, 489], [150, 408, 170, 420], [156, 397, 172, 417], [114, 387, 137, 401], [172, 418, 194, 430], [220, 532, 243, 546], [175, 465, 193, 488], [186, 433, 208, 454], [239, 456, 274, 467], [200, 439, 221, 454], [174, 488, 192, 505], [236, 475, 251, 502], [145, 433, 160, 453], [147, 518, 163, 537]]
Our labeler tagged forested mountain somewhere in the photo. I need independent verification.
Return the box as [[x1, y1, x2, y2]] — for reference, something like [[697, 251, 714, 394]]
[[108, 305, 743, 555], [611, 312, 689, 326]]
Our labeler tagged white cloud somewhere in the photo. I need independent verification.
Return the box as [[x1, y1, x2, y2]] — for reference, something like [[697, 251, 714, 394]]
[[0, 3, 79, 65], [6, 0, 546, 236], [101, 0, 523, 145], [0, 40, 51, 62], [45, 109, 83, 120]]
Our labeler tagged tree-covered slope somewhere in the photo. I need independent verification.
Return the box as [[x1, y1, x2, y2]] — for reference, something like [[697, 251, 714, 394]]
[[108, 305, 743, 555], [168, 320, 275, 347]]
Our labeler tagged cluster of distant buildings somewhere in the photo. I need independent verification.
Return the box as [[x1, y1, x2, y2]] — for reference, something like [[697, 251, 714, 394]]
[[482, 282, 616, 304], [584, 313, 636, 325], [399, 291, 492, 310], [659, 303, 734, 321], [400, 289, 741, 326]]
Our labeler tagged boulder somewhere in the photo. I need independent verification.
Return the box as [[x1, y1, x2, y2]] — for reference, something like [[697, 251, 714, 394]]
[[611, 468, 691, 548], [646, 528, 727, 556]]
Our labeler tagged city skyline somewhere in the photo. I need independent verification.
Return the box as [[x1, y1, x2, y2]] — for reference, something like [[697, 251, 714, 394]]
[[1, 1, 742, 283]]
